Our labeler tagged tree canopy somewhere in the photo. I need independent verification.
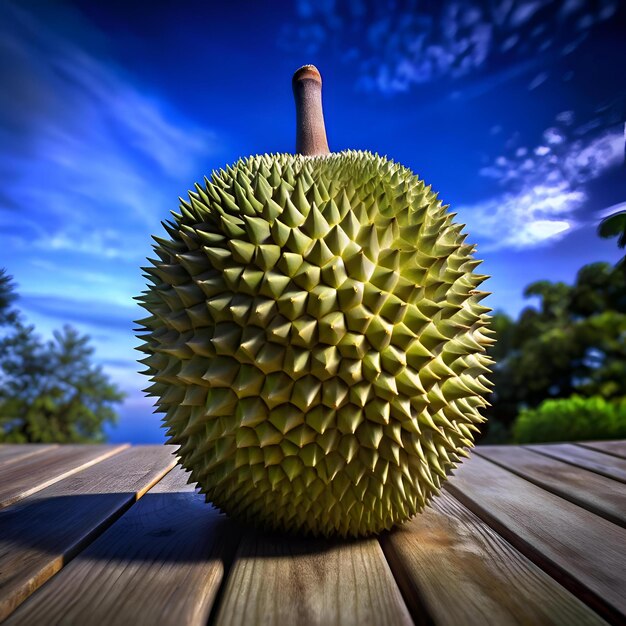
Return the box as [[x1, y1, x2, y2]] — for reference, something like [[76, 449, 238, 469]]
[[598, 209, 626, 269], [485, 261, 626, 441], [0, 269, 124, 443]]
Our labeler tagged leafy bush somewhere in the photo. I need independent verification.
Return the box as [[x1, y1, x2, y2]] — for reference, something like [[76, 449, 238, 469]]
[[513, 395, 626, 443]]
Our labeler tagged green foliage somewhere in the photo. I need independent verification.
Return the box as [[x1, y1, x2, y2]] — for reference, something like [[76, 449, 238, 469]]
[[485, 262, 626, 441], [598, 209, 626, 270], [0, 269, 19, 327], [598, 210, 626, 248], [0, 270, 124, 443], [513, 395, 626, 444]]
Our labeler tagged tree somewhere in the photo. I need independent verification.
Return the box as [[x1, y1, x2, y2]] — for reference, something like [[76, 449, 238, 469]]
[[0, 269, 19, 327], [484, 262, 626, 441], [598, 209, 626, 270], [0, 269, 124, 443]]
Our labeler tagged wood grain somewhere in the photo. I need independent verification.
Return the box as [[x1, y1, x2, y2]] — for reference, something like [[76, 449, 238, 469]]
[[445, 454, 626, 624], [0, 445, 57, 466], [0, 444, 127, 509], [5, 464, 236, 626], [0, 445, 176, 622], [214, 531, 413, 626], [527, 443, 626, 483], [476, 445, 626, 527], [578, 440, 626, 459], [381, 490, 605, 626]]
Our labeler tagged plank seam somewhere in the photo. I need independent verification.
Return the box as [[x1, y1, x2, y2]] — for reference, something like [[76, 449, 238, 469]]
[[59, 459, 178, 568], [0, 451, 177, 622], [576, 442, 626, 460], [134, 456, 178, 501], [0, 445, 59, 468], [204, 522, 244, 626], [378, 534, 434, 626], [0, 444, 131, 511], [473, 449, 625, 528], [524, 446, 626, 484], [444, 477, 622, 625]]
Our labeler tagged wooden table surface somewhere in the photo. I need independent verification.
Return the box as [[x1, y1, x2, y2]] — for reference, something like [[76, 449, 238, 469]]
[[0, 441, 624, 625]]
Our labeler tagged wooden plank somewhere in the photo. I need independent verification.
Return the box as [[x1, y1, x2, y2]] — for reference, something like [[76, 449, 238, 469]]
[[381, 491, 605, 626], [4, 464, 236, 626], [476, 446, 626, 527], [0, 445, 57, 466], [0, 445, 176, 622], [578, 440, 626, 459], [214, 531, 413, 626], [0, 444, 128, 509], [528, 443, 626, 483], [445, 454, 626, 624]]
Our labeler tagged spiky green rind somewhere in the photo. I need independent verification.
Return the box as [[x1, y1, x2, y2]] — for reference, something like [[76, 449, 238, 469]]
[[137, 150, 493, 537]]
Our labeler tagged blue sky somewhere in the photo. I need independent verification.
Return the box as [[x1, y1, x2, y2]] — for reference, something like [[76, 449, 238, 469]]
[[1, 0, 624, 443]]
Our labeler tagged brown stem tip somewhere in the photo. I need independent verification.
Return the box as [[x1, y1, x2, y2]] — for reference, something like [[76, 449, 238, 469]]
[[293, 64, 330, 156]]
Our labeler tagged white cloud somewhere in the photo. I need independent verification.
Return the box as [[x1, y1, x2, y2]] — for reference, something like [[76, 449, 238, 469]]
[[29, 259, 119, 285], [561, 0, 585, 17], [510, 1, 544, 27], [35, 229, 141, 260], [555, 110, 575, 125], [528, 71, 548, 90], [563, 131, 623, 182], [282, 0, 619, 94], [461, 184, 583, 250], [459, 121, 624, 249], [524, 219, 571, 240]]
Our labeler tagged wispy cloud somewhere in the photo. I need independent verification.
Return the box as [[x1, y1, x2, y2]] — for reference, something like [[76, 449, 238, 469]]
[[281, 0, 619, 94], [459, 116, 624, 249], [33, 229, 140, 261], [20, 294, 137, 332], [29, 260, 117, 285], [0, 4, 215, 261]]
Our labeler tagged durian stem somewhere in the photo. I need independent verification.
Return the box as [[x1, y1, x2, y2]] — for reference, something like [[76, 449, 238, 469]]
[[293, 65, 330, 156]]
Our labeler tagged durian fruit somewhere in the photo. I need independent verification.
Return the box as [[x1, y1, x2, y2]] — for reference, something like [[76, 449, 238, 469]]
[[137, 65, 494, 537]]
